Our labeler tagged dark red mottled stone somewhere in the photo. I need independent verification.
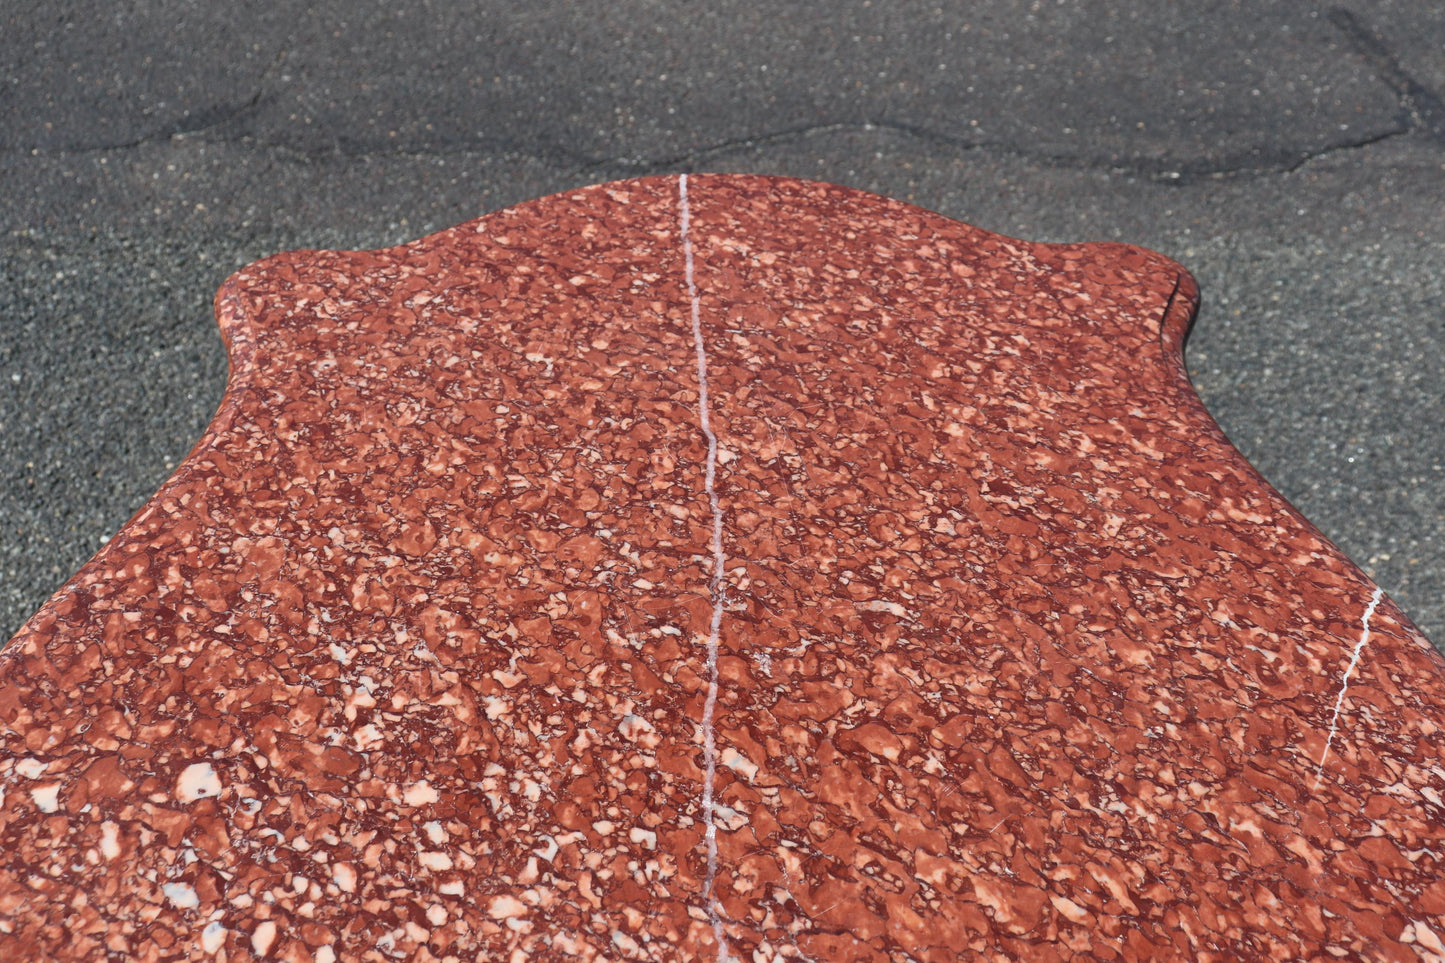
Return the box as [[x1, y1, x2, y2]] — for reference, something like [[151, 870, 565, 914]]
[[2, 175, 1443, 962]]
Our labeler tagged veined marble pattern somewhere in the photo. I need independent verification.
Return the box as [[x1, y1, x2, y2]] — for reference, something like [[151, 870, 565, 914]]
[[2, 175, 1443, 962]]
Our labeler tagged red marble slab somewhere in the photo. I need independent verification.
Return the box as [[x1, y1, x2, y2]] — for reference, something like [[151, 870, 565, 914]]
[[2, 175, 1444, 962]]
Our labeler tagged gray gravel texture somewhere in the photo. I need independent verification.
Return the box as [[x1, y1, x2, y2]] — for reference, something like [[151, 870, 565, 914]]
[[2, 1, 1442, 645]]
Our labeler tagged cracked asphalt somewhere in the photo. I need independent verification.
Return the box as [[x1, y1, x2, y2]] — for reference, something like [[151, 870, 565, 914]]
[[2, 1, 1442, 646]]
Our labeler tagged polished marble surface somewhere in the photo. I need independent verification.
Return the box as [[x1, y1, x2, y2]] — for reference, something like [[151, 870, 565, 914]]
[[2, 175, 1443, 961]]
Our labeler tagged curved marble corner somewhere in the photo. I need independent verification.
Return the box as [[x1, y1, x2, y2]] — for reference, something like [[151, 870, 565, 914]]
[[2, 174, 1443, 961]]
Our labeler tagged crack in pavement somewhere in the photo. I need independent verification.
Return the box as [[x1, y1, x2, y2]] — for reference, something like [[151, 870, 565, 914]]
[[7, 6, 1444, 181], [1326, 6, 1445, 144], [8, 41, 292, 157], [577, 117, 1422, 184], [6, 114, 1431, 189]]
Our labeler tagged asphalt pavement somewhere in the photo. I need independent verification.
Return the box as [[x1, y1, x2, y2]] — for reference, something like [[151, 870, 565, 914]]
[[2, 1, 1442, 644]]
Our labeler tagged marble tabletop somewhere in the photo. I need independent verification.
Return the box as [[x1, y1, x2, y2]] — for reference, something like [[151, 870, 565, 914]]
[[2, 175, 1442, 961]]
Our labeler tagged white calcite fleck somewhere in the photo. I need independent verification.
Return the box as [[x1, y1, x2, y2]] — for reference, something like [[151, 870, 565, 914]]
[[352, 723, 385, 751], [30, 784, 60, 813], [617, 713, 659, 747], [201, 921, 226, 953], [403, 780, 439, 806], [487, 894, 527, 919], [1401, 920, 1445, 954], [332, 863, 357, 893], [418, 851, 453, 871], [858, 598, 909, 617], [176, 762, 222, 803], [613, 930, 645, 954], [99, 821, 121, 859], [162, 882, 199, 910], [16, 758, 46, 779], [251, 919, 277, 956], [712, 803, 747, 832], [720, 746, 760, 781]]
